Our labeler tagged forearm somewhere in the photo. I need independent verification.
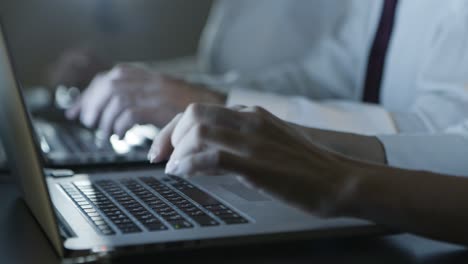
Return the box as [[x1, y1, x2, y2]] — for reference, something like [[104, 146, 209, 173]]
[[294, 124, 387, 164], [341, 163, 468, 245]]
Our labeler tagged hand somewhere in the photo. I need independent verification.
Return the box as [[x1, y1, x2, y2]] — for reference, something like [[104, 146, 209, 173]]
[[66, 64, 226, 138], [148, 103, 363, 216]]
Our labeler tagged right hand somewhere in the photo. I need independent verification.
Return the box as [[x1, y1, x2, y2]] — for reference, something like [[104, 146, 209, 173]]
[[148, 103, 361, 216]]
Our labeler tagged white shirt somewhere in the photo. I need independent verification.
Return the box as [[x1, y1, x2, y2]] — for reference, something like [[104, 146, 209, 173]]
[[190, 0, 468, 176]]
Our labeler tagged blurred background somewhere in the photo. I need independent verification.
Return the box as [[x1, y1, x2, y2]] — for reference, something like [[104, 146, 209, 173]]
[[0, 0, 213, 171], [0, 0, 213, 87]]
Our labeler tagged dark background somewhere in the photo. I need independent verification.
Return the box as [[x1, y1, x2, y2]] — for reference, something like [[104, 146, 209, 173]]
[[0, 0, 213, 86]]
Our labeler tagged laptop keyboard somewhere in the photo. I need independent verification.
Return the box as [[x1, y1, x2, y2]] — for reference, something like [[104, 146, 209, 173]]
[[93, 181, 168, 232], [140, 177, 219, 227], [60, 176, 248, 235], [35, 120, 150, 167], [120, 179, 194, 229], [60, 183, 117, 235]]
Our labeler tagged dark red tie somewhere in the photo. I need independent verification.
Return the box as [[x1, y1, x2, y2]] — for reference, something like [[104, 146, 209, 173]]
[[363, 0, 399, 103]]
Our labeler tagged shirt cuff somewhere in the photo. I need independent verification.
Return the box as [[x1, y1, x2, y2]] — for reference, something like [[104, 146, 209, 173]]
[[390, 112, 430, 133], [377, 134, 468, 176], [227, 88, 397, 135]]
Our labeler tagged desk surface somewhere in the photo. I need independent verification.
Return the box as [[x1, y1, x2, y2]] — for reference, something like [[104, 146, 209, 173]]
[[0, 182, 466, 264]]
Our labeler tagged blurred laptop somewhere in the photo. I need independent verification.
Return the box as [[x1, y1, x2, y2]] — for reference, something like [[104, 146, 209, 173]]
[[0, 86, 156, 170]]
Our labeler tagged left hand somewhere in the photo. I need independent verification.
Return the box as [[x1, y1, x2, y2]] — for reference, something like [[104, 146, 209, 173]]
[[66, 64, 226, 138], [148, 103, 362, 216]]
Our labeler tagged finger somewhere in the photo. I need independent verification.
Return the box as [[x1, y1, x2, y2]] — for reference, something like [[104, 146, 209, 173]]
[[165, 142, 283, 195], [110, 63, 149, 81], [229, 104, 247, 111], [165, 125, 289, 191], [165, 149, 267, 192], [165, 149, 240, 177], [98, 95, 131, 138], [171, 104, 243, 147], [148, 113, 182, 163], [79, 75, 113, 128], [113, 108, 140, 139], [169, 125, 248, 164], [65, 97, 82, 120]]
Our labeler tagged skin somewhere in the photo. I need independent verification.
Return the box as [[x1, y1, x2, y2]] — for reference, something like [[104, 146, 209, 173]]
[[66, 64, 226, 138], [147, 103, 468, 246]]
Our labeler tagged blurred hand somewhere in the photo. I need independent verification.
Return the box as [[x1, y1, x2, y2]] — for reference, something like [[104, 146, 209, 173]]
[[47, 47, 111, 88], [66, 64, 226, 138], [148, 103, 361, 216]]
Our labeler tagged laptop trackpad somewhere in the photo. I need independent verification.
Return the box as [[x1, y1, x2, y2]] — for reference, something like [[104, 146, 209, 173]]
[[220, 183, 270, 202]]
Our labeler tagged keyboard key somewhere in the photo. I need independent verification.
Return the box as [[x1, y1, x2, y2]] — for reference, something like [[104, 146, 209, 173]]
[[140, 177, 219, 227], [170, 183, 219, 206], [121, 179, 193, 229], [95, 180, 167, 232], [169, 177, 249, 225], [169, 220, 193, 229], [60, 183, 116, 235], [223, 217, 249, 225], [74, 182, 142, 234], [191, 215, 219, 226]]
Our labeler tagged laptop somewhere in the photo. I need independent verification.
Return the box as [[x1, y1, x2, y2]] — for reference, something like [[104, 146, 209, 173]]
[[0, 25, 384, 260], [33, 116, 154, 168], [0, 114, 154, 171]]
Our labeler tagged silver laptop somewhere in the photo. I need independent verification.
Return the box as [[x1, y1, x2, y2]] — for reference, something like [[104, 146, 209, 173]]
[[0, 25, 383, 261]]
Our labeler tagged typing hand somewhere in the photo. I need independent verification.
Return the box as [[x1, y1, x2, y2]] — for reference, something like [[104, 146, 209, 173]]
[[66, 64, 226, 138], [147, 103, 360, 216]]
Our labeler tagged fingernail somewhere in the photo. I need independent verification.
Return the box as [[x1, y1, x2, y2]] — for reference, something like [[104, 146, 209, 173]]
[[147, 152, 156, 163], [165, 159, 180, 175], [148, 146, 161, 163], [147, 146, 160, 163]]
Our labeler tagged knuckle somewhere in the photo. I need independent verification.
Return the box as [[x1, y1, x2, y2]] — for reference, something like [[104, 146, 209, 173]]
[[110, 78, 123, 89], [251, 106, 267, 114], [174, 112, 183, 120], [248, 113, 266, 130], [113, 94, 125, 107], [112, 64, 130, 75], [210, 150, 224, 167], [93, 72, 105, 81], [193, 123, 209, 140], [245, 106, 270, 119], [186, 103, 203, 120]]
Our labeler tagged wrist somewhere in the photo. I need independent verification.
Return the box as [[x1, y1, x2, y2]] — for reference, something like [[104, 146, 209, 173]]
[[186, 81, 227, 105], [325, 160, 364, 218], [295, 126, 387, 164], [332, 162, 388, 219]]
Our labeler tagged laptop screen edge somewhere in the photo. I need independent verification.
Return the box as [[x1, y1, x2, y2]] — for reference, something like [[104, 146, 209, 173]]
[[0, 23, 64, 256]]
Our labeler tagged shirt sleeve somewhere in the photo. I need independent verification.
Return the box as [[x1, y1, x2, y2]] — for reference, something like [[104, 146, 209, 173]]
[[235, 6, 468, 176], [226, 88, 397, 135], [377, 133, 468, 176], [186, 30, 365, 102], [376, 7, 468, 176], [191, 0, 372, 101]]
